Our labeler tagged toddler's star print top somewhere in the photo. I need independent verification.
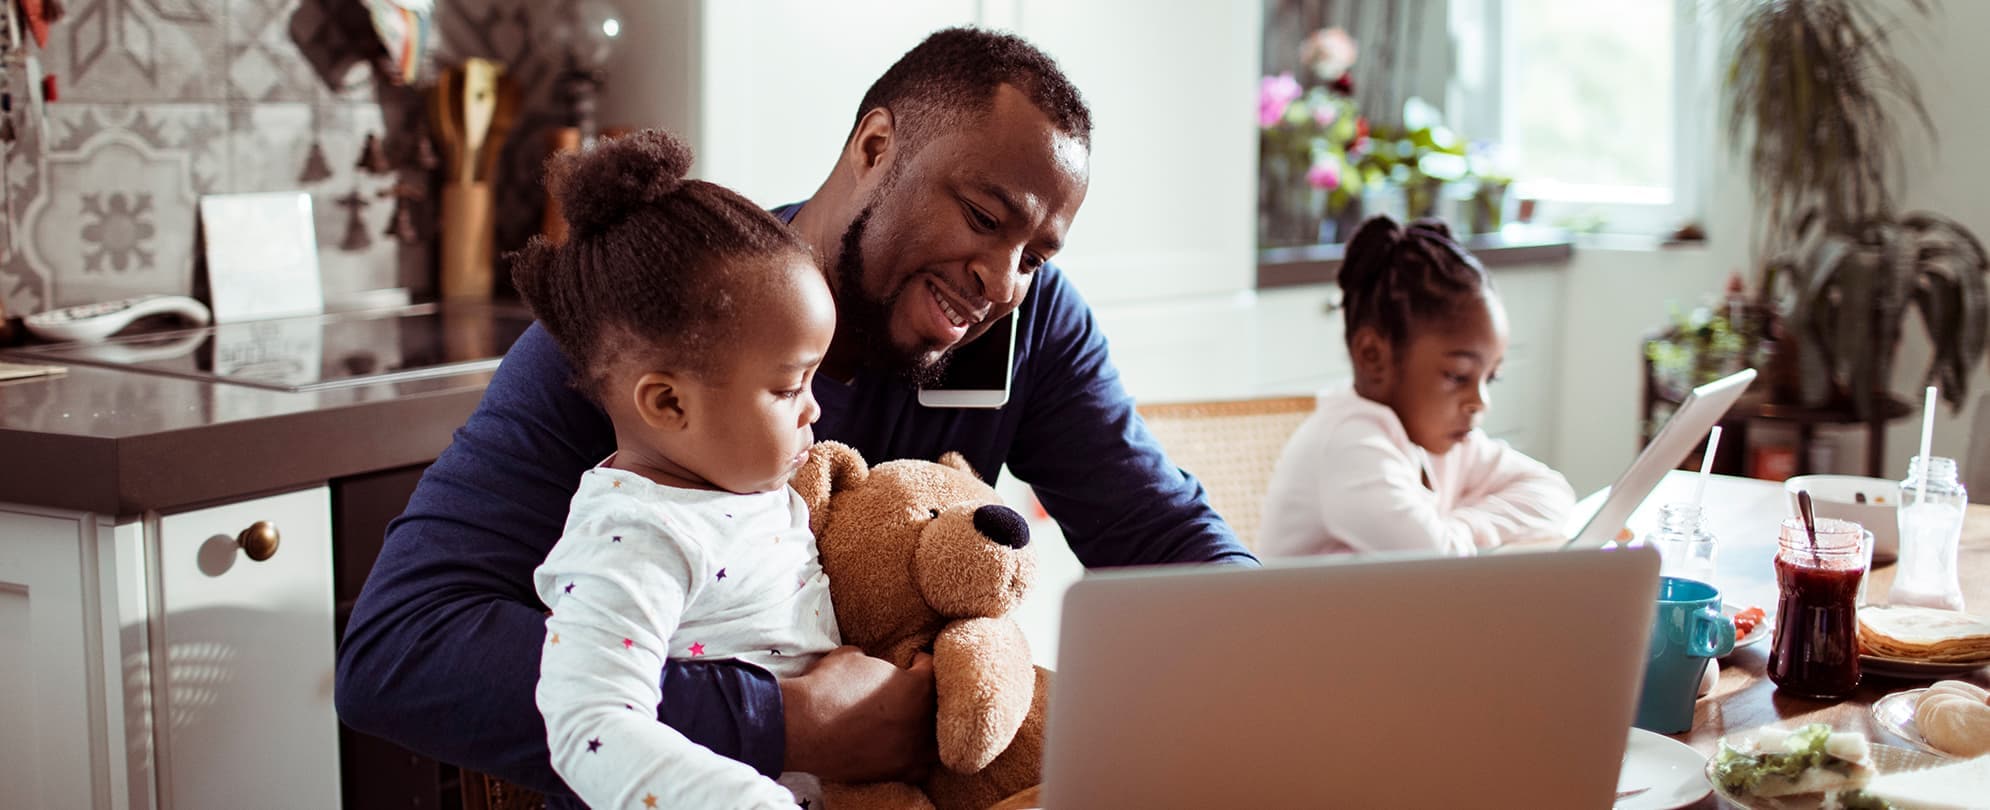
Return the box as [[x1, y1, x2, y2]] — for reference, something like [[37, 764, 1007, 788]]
[[534, 462, 839, 809]]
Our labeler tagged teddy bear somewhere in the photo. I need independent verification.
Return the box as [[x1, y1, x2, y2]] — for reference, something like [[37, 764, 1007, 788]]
[[790, 441, 1049, 810]]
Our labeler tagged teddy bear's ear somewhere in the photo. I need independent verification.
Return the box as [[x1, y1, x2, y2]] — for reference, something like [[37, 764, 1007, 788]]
[[792, 441, 869, 532], [937, 451, 979, 480]]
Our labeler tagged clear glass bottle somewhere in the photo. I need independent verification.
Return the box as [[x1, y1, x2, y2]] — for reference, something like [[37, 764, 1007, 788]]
[[1648, 503, 1718, 585], [1891, 456, 1967, 611]]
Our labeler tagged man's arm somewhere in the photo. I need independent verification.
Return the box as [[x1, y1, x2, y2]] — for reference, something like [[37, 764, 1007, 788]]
[[1005, 267, 1260, 568], [334, 325, 787, 792]]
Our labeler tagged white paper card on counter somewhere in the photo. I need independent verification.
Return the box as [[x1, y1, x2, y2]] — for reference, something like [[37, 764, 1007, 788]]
[[199, 192, 324, 322]]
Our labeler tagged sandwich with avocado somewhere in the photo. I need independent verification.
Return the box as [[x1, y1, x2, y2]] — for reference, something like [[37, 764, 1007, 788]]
[[1711, 724, 1883, 804]]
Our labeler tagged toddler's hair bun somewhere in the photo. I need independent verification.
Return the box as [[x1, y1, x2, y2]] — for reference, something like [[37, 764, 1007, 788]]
[[548, 128, 697, 235]]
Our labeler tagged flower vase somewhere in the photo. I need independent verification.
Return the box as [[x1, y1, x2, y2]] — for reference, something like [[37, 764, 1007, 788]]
[[1260, 156, 1327, 247], [1471, 181, 1509, 234], [1406, 176, 1444, 220], [1322, 199, 1364, 244]]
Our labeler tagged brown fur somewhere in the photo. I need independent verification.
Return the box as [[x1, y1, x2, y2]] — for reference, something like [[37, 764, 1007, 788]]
[[792, 441, 1046, 810]]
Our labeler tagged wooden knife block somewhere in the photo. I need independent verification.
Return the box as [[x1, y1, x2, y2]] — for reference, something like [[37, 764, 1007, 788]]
[[539, 126, 633, 246], [439, 182, 494, 300]]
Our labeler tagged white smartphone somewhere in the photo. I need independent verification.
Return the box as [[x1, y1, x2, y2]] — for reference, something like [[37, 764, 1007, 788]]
[[918, 312, 1018, 409]]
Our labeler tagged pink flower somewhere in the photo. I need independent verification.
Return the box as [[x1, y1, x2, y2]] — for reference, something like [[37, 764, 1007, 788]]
[[1300, 27, 1359, 82], [1306, 158, 1341, 190], [1312, 101, 1339, 128], [1258, 73, 1303, 128]]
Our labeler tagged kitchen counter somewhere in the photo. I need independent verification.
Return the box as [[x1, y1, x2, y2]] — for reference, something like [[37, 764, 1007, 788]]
[[0, 305, 522, 515], [0, 362, 493, 515]]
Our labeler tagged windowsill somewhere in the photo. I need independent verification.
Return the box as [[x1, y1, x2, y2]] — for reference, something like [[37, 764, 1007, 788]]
[[1255, 225, 1576, 289], [1568, 231, 1710, 253]]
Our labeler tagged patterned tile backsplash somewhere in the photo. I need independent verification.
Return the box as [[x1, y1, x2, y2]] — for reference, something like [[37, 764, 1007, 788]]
[[0, 0, 578, 318]]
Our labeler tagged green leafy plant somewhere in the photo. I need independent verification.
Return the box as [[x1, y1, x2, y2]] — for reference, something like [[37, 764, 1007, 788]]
[[1724, 0, 1990, 414], [1726, 0, 1930, 242], [1764, 211, 1990, 414], [1350, 98, 1470, 220], [1645, 302, 1763, 398]]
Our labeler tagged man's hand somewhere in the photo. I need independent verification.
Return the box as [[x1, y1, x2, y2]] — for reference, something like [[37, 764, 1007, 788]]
[[781, 646, 937, 781]]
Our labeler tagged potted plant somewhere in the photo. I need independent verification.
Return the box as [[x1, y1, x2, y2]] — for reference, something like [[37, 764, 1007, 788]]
[[1724, 0, 1990, 415], [1258, 74, 1363, 245]]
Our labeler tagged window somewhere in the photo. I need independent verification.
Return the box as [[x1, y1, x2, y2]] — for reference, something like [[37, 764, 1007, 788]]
[[1449, 0, 1710, 236]]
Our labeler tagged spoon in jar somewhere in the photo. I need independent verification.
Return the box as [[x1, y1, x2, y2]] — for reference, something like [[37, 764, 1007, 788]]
[[1797, 489, 1819, 554]]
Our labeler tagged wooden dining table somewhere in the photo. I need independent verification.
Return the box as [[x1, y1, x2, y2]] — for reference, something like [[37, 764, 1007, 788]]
[[1587, 471, 1990, 808]]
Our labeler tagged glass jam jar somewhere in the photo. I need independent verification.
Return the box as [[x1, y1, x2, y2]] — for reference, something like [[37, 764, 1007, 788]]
[[1766, 517, 1866, 699]]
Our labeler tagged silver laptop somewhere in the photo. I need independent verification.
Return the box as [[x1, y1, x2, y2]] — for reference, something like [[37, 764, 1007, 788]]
[[1042, 545, 1662, 810], [1564, 368, 1756, 548]]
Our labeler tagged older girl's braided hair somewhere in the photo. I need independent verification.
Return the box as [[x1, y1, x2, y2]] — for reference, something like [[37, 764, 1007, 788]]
[[1336, 215, 1493, 352]]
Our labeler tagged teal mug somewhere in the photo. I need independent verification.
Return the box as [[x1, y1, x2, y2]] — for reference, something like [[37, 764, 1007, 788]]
[[1634, 576, 1736, 733]]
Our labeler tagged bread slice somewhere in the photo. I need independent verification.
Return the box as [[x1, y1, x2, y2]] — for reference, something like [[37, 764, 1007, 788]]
[[1864, 755, 1990, 810]]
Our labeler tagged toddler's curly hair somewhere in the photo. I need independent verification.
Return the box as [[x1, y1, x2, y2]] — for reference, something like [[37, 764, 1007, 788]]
[[510, 129, 810, 398]]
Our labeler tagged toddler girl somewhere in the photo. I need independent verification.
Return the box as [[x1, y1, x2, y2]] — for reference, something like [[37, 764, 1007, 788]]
[[517, 129, 838, 809]]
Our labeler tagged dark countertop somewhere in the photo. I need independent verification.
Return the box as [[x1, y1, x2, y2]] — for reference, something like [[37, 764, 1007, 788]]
[[1256, 225, 1575, 288], [0, 363, 492, 516], [0, 305, 522, 516]]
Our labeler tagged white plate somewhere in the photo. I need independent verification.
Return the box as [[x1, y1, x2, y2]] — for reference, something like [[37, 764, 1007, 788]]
[[1705, 741, 1946, 809], [1870, 689, 1953, 758], [1859, 654, 1990, 680], [1617, 727, 1711, 809], [1724, 603, 1772, 652]]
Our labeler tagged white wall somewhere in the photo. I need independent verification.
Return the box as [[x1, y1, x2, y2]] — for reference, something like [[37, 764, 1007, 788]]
[[1010, 1, 1262, 302], [595, 1, 1260, 307], [1549, 245, 1727, 493]]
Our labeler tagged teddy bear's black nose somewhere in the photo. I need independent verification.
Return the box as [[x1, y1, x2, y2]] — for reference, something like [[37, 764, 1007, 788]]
[[973, 504, 1030, 549]]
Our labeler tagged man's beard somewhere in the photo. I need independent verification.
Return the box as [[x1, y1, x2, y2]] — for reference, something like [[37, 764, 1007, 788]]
[[835, 205, 953, 388]]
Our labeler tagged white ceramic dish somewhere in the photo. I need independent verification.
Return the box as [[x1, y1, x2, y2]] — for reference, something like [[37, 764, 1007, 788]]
[[1723, 603, 1772, 652], [1618, 727, 1711, 809], [1859, 653, 1990, 680]]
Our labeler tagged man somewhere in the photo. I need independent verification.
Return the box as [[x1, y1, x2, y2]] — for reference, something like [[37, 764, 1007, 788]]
[[336, 26, 1256, 802]]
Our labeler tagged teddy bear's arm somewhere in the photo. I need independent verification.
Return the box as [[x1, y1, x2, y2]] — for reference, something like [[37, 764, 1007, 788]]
[[932, 616, 1036, 774]]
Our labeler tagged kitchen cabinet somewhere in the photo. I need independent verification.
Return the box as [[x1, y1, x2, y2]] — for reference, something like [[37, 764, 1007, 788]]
[[0, 486, 339, 810], [1, 507, 134, 810], [152, 487, 339, 810]]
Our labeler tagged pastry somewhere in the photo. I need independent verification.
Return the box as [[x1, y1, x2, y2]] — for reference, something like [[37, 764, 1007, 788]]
[[1913, 687, 1990, 758], [1923, 679, 1990, 703]]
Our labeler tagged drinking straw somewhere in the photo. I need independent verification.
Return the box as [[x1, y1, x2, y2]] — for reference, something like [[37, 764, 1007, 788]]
[[1917, 385, 1937, 503], [1693, 425, 1723, 512]]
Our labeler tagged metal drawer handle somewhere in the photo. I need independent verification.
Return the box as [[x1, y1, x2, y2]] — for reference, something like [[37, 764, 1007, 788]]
[[236, 521, 281, 562]]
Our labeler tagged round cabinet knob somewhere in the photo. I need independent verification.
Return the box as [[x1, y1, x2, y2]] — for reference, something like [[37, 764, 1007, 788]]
[[236, 521, 281, 562]]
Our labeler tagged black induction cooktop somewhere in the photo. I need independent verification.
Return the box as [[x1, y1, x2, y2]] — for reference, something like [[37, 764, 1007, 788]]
[[4, 302, 536, 392]]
